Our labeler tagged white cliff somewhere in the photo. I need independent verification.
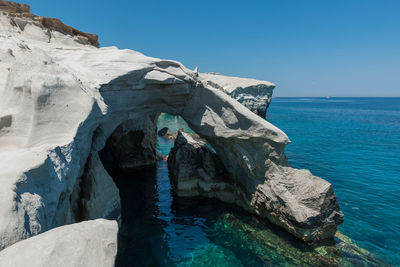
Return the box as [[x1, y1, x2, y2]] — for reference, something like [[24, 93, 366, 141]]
[[0, 0, 343, 253]]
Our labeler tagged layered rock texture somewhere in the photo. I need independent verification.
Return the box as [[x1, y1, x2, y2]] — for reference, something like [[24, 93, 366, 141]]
[[201, 72, 275, 118], [0, 0, 342, 252], [168, 132, 231, 198], [0, 219, 118, 267], [168, 130, 343, 242]]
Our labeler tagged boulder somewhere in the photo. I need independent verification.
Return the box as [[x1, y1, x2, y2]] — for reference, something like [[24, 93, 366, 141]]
[[157, 126, 170, 136], [157, 126, 176, 139], [0, 219, 118, 267]]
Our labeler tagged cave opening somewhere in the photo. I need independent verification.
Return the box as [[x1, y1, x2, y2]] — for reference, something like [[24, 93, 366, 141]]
[[94, 113, 210, 265], [94, 113, 269, 266], [84, 112, 303, 266]]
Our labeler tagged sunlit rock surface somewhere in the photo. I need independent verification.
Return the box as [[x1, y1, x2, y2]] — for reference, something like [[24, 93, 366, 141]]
[[168, 129, 343, 242], [200, 72, 275, 118], [0, 0, 342, 251], [0, 219, 118, 267]]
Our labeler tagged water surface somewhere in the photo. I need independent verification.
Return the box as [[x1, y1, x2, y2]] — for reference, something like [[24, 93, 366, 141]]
[[114, 100, 396, 265], [267, 97, 400, 265]]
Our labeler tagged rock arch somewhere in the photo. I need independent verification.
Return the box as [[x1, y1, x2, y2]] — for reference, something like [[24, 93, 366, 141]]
[[0, 12, 343, 250]]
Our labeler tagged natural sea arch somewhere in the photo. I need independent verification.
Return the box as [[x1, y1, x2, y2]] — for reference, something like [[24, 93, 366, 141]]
[[0, 54, 342, 250], [66, 66, 342, 243]]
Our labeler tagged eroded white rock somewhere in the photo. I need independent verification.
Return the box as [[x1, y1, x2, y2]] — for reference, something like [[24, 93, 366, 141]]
[[0, 219, 118, 267], [0, 3, 342, 250], [168, 128, 343, 242], [200, 72, 275, 118]]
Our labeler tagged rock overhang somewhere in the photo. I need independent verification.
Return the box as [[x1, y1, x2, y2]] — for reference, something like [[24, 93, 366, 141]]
[[0, 1, 342, 252]]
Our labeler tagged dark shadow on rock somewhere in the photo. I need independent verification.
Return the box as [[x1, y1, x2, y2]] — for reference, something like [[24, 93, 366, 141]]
[[113, 165, 173, 267]]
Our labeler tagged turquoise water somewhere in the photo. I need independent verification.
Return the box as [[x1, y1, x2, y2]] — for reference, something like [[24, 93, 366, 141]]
[[267, 97, 400, 265], [115, 162, 388, 267], [115, 98, 399, 266]]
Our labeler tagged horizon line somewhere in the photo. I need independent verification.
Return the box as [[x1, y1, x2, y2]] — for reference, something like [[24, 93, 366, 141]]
[[273, 96, 400, 98]]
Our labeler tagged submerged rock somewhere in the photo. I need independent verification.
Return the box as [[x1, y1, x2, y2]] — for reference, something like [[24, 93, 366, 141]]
[[0, 219, 118, 267], [214, 212, 388, 267], [180, 244, 245, 267]]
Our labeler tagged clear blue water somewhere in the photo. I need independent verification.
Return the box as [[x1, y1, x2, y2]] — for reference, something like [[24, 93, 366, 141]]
[[267, 97, 400, 265], [114, 98, 399, 266], [115, 163, 274, 266]]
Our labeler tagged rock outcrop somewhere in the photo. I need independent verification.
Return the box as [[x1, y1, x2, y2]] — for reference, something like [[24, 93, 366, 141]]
[[0, 0, 99, 46], [168, 132, 232, 198], [168, 129, 343, 242], [0, 1, 342, 251], [201, 72, 275, 118], [0, 219, 118, 267]]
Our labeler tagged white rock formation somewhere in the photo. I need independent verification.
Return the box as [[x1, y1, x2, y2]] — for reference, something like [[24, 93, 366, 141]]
[[201, 72, 275, 118], [168, 130, 344, 242], [0, 219, 118, 267], [0, 0, 343, 251]]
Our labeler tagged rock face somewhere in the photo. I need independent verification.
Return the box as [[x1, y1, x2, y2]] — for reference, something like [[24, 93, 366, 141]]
[[168, 132, 232, 199], [0, 1, 342, 251], [200, 72, 275, 118], [168, 129, 343, 242], [99, 116, 159, 170], [0, 219, 118, 267]]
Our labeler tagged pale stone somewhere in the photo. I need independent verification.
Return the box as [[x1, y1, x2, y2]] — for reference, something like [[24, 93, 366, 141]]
[[168, 131, 344, 241], [200, 72, 275, 117], [0, 3, 342, 250], [0, 219, 118, 267]]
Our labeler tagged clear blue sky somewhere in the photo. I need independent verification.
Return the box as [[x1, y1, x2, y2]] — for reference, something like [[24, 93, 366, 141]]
[[24, 0, 400, 97]]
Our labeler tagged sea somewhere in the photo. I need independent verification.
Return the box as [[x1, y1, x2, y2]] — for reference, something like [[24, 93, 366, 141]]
[[115, 98, 400, 266], [267, 97, 400, 265]]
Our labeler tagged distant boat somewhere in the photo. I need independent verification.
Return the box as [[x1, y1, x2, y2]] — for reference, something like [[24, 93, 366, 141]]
[[326, 96, 331, 99]]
